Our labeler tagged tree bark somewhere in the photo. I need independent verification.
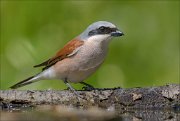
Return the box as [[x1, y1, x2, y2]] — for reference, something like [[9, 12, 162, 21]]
[[0, 84, 179, 110]]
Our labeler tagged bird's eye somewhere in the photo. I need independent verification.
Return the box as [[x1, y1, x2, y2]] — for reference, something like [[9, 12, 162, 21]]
[[99, 26, 105, 31]]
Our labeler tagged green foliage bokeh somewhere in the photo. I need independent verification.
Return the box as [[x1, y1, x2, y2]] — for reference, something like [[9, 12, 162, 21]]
[[0, 1, 179, 90]]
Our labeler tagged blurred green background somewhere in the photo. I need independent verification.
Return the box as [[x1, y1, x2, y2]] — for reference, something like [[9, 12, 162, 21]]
[[0, 1, 179, 90]]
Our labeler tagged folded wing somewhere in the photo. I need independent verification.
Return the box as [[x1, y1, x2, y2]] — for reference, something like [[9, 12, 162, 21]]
[[34, 38, 84, 70]]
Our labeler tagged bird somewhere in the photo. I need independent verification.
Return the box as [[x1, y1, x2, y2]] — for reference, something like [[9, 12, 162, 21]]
[[10, 21, 124, 92]]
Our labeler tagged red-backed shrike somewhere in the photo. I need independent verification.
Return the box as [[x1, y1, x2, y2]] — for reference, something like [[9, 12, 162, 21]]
[[10, 21, 124, 91]]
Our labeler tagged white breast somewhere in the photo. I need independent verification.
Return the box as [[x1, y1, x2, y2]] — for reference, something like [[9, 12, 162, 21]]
[[65, 35, 112, 82], [53, 35, 112, 83], [77, 38, 109, 70]]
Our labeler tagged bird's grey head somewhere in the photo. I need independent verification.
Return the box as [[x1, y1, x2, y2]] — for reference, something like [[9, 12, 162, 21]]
[[79, 21, 124, 41]]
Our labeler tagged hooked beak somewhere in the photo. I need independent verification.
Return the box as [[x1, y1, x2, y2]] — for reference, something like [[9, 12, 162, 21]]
[[111, 30, 124, 37]]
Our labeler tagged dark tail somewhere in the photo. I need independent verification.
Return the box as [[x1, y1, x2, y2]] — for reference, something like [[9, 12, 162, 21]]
[[10, 75, 36, 89]]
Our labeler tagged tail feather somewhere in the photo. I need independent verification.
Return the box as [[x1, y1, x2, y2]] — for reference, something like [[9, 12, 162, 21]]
[[10, 75, 36, 89]]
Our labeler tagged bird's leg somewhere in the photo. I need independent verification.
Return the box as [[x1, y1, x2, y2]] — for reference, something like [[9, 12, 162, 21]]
[[63, 78, 81, 97], [80, 82, 95, 91]]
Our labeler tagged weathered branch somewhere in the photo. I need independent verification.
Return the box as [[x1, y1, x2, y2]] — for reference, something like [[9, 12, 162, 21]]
[[0, 84, 179, 109]]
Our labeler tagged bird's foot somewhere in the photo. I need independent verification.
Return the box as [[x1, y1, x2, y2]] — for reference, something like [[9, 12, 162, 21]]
[[66, 87, 71, 90], [82, 85, 95, 91], [80, 82, 95, 91]]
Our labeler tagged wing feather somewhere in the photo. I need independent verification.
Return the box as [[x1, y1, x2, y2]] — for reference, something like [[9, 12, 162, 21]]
[[34, 38, 84, 70]]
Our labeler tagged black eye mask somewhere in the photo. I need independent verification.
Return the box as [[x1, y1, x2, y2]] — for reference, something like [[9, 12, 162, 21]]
[[88, 26, 117, 36]]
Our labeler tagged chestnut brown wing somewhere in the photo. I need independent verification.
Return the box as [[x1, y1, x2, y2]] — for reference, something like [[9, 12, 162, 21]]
[[34, 38, 84, 70]]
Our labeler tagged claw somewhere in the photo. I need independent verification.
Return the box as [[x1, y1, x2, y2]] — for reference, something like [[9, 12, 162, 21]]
[[82, 86, 95, 91]]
